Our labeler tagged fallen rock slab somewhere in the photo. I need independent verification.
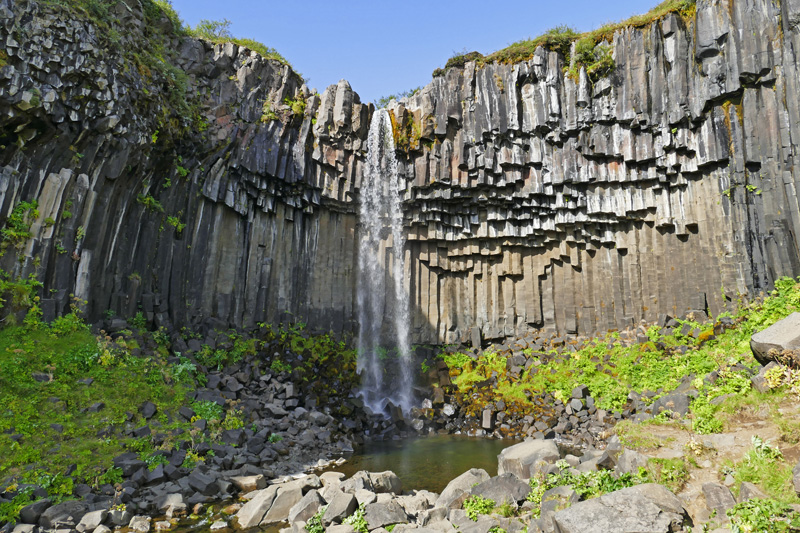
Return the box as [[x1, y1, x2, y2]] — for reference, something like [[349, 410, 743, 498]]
[[552, 483, 688, 533], [497, 439, 559, 479], [434, 468, 490, 509], [751, 312, 800, 365]]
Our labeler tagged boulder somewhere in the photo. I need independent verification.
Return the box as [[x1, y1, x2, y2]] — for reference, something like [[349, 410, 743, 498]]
[[552, 484, 688, 533], [751, 362, 781, 393], [128, 515, 152, 533], [370, 471, 402, 494], [19, 498, 51, 524], [287, 489, 325, 523], [470, 473, 530, 504], [434, 469, 491, 509], [76, 509, 108, 532], [497, 440, 559, 479], [232, 485, 278, 529], [793, 459, 800, 496], [263, 484, 303, 524], [615, 449, 649, 475], [750, 312, 800, 365], [364, 501, 409, 529], [702, 482, 736, 518], [231, 475, 267, 493], [538, 486, 578, 533], [651, 392, 691, 417], [737, 482, 769, 503], [323, 490, 358, 525], [39, 500, 88, 529]]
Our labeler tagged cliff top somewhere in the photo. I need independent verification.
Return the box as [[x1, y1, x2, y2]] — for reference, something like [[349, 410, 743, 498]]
[[431, 0, 697, 80]]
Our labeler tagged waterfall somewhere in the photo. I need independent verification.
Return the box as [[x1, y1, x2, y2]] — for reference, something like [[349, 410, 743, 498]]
[[357, 108, 413, 415]]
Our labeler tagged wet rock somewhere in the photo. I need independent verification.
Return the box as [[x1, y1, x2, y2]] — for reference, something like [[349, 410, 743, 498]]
[[128, 515, 152, 533]]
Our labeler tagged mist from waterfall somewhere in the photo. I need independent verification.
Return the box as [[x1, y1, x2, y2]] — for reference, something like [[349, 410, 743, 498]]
[[357, 108, 413, 416]]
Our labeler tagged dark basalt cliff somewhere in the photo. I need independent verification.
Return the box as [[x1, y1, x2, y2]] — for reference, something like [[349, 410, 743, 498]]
[[2, 0, 800, 344]]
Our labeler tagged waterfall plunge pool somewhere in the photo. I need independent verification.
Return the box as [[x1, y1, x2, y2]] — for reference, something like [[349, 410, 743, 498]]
[[327, 434, 520, 493]]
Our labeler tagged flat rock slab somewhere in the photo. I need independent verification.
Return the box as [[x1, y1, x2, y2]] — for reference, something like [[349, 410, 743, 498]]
[[470, 473, 530, 504], [497, 439, 559, 479], [233, 485, 278, 529], [434, 468, 490, 509], [323, 490, 358, 525], [552, 484, 687, 533], [364, 501, 408, 529], [751, 312, 800, 365]]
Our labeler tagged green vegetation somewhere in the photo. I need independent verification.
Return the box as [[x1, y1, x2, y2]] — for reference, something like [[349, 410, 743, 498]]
[[613, 420, 671, 451], [195, 332, 256, 371], [1, 200, 38, 251], [727, 498, 800, 532], [0, 310, 200, 511], [343, 503, 368, 533], [463, 494, 495, 521], [305, 505, 327, 533], [526, 460, 650, 517], [432, 0, 696, 78], [647, 458, 689, 493], [167, 214, 186, 234], [261, 100, 279, 123], [137, 193, 164, 213], [188, 18, 292, 68], [725, 437, 798, 504], [443, 276, 800, 433], [375, 86, 423, 108]]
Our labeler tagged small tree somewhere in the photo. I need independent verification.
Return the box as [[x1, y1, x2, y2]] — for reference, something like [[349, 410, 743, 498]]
[[192, 18, 232, 41]]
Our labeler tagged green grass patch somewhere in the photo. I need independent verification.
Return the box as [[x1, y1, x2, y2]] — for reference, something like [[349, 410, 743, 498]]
[[0, 315, 197, 497], [725, 437, 800, 504], [443, 276, 800, 428], [646, 458, 689, 493]]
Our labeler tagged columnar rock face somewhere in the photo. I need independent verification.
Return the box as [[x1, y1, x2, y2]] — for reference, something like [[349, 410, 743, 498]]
[[2, 0, 800, 344], [393, 0, 800, 343]]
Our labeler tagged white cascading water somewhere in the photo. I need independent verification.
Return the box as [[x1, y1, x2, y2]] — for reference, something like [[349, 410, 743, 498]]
[[357, 108, 413, 415]]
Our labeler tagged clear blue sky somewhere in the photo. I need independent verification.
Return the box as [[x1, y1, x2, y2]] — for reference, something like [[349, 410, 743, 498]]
[[169, 0, 658, 104]]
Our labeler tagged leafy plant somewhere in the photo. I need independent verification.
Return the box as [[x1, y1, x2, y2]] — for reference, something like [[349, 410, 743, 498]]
[[192, 400, 223, 422], [1, 200, 39, 249], [647, 458, 689, 493], [463, 495, 495, 521], [137, 194, 164, 213], [344, 503, 368, 533], [305, 505, 328, 533], [727, 498, 800, 532]]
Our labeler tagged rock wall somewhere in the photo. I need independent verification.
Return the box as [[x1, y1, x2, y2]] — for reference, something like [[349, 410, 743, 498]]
[[392, 0, 800, 343], [0, 0, 367, 335], [2, 0, 800, 344]]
